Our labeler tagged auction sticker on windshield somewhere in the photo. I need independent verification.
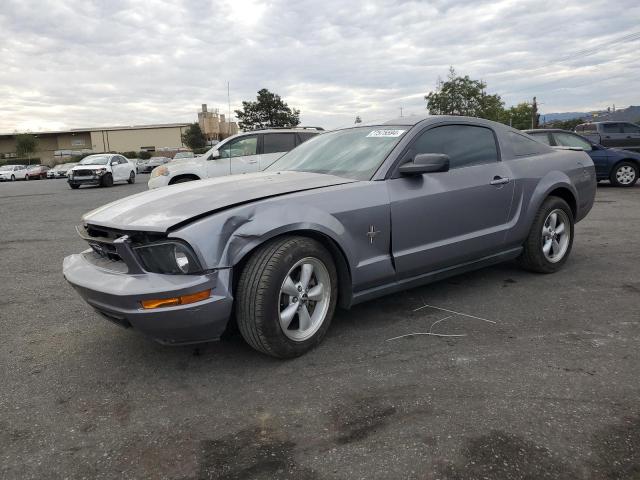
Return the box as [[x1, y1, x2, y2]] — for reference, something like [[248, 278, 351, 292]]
[[366, 129, 405, 138]]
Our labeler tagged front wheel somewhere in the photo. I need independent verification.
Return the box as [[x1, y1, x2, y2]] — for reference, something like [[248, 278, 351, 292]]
[[610, 161, 638, 187], [101, 173, 113, 187], [70, 184, 80, 189], [236, 236, 338, 358], [127, 171, 135, 184], [518, 196, 574, 273]]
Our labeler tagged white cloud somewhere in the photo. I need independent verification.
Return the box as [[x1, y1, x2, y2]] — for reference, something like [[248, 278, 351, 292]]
[[0, 0, 638, 132]]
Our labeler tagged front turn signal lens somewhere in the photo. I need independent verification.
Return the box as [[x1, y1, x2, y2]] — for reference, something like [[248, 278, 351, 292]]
[[141, 289, 211, 309]]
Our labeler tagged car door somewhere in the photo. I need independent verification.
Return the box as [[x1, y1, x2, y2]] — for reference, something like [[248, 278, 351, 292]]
[[551, 132, 609, 178], [387, 124, 515, 280], [620, 123, 640, 151], [218, 135, 259, 175], [600, 123, 625, 148], [259, 133, 297, 170], [110, 156, 124, 181]]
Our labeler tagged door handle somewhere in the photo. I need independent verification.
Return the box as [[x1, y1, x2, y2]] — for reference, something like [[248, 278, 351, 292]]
[[248, 160, 258, 164], [627, 136, 632, 139], [490, 176, 510, 186]]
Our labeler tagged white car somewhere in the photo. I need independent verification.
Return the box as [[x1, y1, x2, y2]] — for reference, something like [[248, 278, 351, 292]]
[[67, 154, 136, 189], [147, 128, 322, 189], [0, 164, 28, 181]]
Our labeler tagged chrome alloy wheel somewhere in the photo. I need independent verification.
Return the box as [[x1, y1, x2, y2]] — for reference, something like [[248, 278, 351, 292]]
[[278, 257, 331, 341], [542, 209, 570, 263], [616, 165, 636, 185]]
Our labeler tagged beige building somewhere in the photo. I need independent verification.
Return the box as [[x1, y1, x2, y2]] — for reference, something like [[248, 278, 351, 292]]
[[198, 104, 239, 141], [0, 123, 189, 164]]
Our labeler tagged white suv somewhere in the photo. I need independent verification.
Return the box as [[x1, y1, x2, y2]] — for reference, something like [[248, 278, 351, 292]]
[[68, 154, 136, 189], [147, 128, 322, 189]]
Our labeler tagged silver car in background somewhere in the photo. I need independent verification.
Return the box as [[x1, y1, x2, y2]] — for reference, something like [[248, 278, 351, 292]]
[[63, 116, 596, 358]]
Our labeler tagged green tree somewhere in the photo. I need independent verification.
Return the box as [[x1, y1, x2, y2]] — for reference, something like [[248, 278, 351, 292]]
[[235, 88, 300, 130], [502, 102, 534, 130], [15, 133, 38, 163], [181, 123, 207, 150], [425, 67, 505, 121]]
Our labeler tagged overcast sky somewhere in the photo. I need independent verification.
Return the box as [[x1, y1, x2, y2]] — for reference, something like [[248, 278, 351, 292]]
[[1, 0, 639, 132]]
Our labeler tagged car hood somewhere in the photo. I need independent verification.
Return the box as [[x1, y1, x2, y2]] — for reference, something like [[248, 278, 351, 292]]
[[82, 171, 357, 232]]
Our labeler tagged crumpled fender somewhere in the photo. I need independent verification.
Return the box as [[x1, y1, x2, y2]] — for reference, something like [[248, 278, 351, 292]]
[[171, 201, 355, 271]]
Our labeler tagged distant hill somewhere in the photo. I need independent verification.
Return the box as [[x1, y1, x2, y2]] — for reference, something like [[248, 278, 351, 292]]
[[541, 105, 640, 124], [541, 112, 587, 122]]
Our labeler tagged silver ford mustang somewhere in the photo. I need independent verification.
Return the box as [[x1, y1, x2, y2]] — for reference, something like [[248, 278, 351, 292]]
[[63, 116, 596, 357]]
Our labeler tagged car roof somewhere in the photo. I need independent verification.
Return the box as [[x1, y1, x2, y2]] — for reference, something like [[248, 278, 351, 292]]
[[240, 127, 324, 135], [522, 129, 569, 133]]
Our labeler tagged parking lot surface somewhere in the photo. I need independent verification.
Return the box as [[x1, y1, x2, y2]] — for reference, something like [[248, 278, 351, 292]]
[[1, 177, 639, 479]]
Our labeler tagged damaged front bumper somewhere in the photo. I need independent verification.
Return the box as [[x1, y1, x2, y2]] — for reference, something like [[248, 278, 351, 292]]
[[63, 250, 233, 345]]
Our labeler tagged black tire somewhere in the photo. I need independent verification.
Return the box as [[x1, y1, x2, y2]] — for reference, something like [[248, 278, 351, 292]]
[[236, 236, 338, 358], [127, 171, 135, 184], [518, 196, 574, 273], [609, 161, 638, 187], [101, 173, 113, 187], [70, 184, 80, 189]]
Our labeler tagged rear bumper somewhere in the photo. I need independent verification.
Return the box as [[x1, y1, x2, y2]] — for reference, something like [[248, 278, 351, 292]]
[[63, 251, 234, 345]]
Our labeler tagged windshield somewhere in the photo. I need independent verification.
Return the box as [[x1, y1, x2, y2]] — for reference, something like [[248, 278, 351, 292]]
[[266, 126, 408, 180], [0, 165, 14, 171], [79, 155, 110, 165]]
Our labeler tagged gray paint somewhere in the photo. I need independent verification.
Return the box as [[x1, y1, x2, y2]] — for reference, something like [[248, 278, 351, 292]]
[[63, 116, 597, 345]]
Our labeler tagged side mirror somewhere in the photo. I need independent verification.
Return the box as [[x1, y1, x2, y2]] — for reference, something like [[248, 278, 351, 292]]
[[208, 151, 220, 160], [399, 153, 450, 175]]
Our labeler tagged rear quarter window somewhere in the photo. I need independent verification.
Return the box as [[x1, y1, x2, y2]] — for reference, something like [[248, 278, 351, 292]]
[[508, 132, 550, 156]]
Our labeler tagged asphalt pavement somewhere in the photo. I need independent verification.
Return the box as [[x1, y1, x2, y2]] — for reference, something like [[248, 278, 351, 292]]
[[1, 176, 639, 479]]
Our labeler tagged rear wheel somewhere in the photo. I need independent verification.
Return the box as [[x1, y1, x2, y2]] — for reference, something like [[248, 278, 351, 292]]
[[518, 196, 574, 273], [101, 173, 113, 187], [127, 171, 135, 184], [70, 184, 80, 189], [236, 236, 338, 358], [610, 161, 638, 187]]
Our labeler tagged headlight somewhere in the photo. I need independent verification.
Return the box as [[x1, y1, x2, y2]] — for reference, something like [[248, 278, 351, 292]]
[[133, 241, 202, 274], [94, 168, 107, 175], [150, 166, 169, 178]]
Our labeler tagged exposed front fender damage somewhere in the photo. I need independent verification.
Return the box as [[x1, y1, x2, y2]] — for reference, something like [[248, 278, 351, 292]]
[[170, 181, 394, 298]]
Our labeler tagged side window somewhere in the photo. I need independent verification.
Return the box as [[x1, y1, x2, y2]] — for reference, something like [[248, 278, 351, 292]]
[[622, 123, 640, 134], [575, 125, 584, 132], [602, 123, 621, 134], [411, 125, 498, 169], [553, 132, 592, 151], [219, 136, 258, 158], [297, 132, 318, 144], [263, 133, 296, 154], [508, 132, 548, 156], [528, 132, 552, 145], [582, 124, 597, 133]]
